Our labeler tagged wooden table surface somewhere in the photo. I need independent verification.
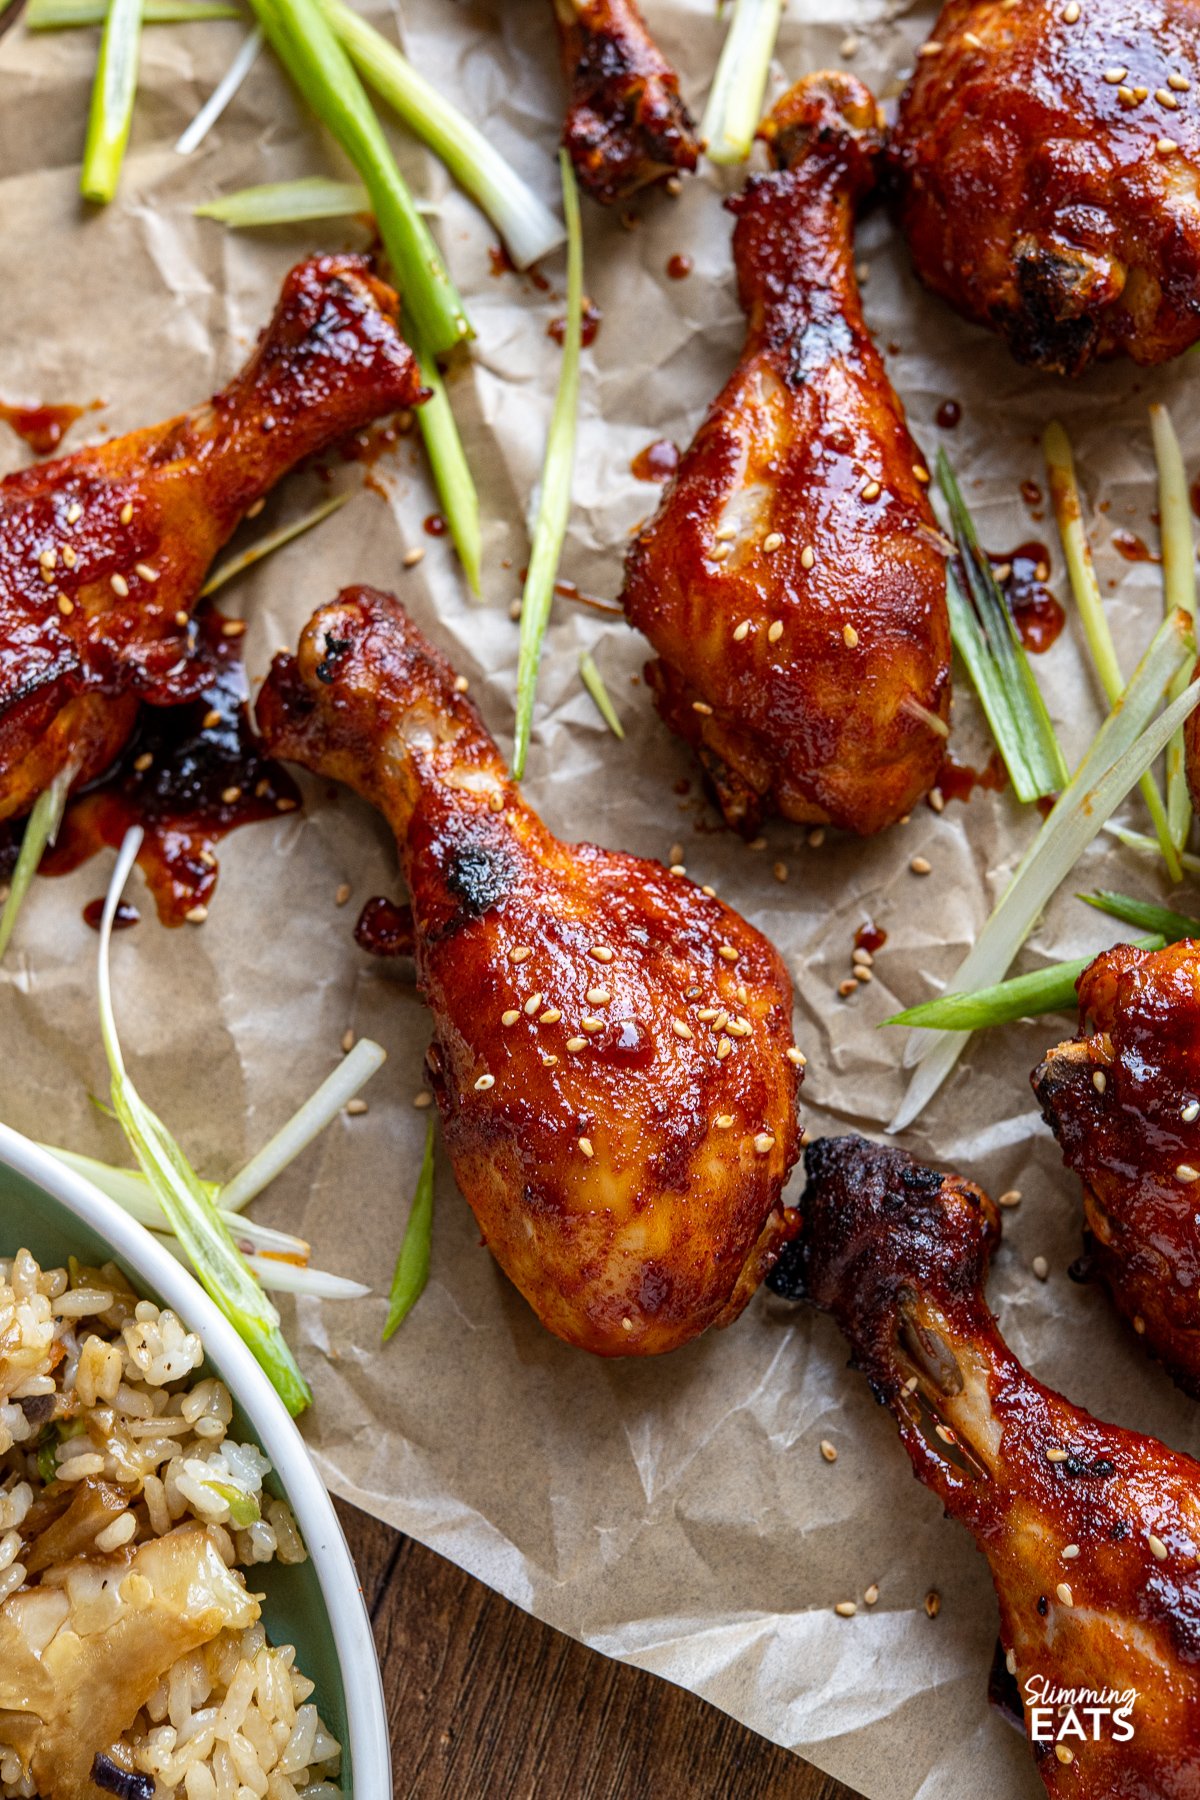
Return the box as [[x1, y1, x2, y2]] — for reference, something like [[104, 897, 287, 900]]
[[339, 1499, 860, 1800]]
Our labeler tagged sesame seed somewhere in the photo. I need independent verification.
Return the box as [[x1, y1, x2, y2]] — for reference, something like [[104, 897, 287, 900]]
[[403, 547, 425, 568], [929, 786, 945, 815], [1005, 1648, 1017, 1675], [541, 1053, 558, 1066], [855, 262, 870, 284], [1158, 137, 1179, 154], [924, 1591, 941, 1619], [669, 843, 685, 864], [852, 947, 873, 967], [1134, 1313, 1147, 1333], [864, 1583, 879, 1606], [586, 986, 611, 1006], [220, 785, 241, 805], [1177, 1163, 1200, 1183], [1062, 1543, 1080, 1559], [38, 548, 56, 571], [1055, 1746, 1074, 1766], [341, 1028, 355, 1053], [590, 945, 614, 962], [670, 864, 687, 876], [962, 28, 983, 45], [110, 573, 129, 597], [834, 1601, 857, 1617], [768, 620, 784, 643], [763, 531, 784, 552], [509, 946, 532, 963], [1157, 87, 1179, 107], [200, 708, 222, 732], [489, 792, 505, 813], [1046, 1447, 1069, 1463], [345, 1098, 369, 1116], [502, 1009, 520, 1026], [918, 40, 942, 56], [133, 752, 153, 773], [910, 856, 932, 875], [135, 563, 159, 582], [523, 993, 544, 1015], [715, 523, 737, 542], [578, 1136, 594, 1158], [1056, 1582, 1074, 1606], [902, 1376, 919, 1394], [786, 1047, 806, 1066], [185, 905, 208, 924], [56, 593, 74, 617], [540, 1008, 561, 1024], [753, 1132, 776, 1154], [712, 543, 731, 562], [1169, 72, 1190, 90], [715, 1114, 734, 1129], [862, 480, 882, 502], [474, 1074, 495, 1091], [66, 502, 82, 524], [1093, 1069, 1107, 1092], [174, 611, 189, 628], [717, 1037, 733, 1059], [1118, 84, 1136, 103], [733, 620, 751, 642], [913, 464, 930, 484], [711, 1010, 729, 1031], [582, 1017, 605, 1034], [808, 828, 825, 848], [198, 850, 217, 868], [727, 1018, 752, 1038], [692, 700, 713, 716], [800, 545, 816, 570], [453, 675, 470, 694], [1032, 1255, 1049, 1280], [1149, 1533, 1168, 1561], [672, 1018, 694, 1040], [1103, 65, 1127, 81], [736, 984, 748, 1003], [998, 1189, 1022, 1208], [843, 624, 859, 648], [718, 944, 738, 962], [1062, 0, 1079, 19], [748, 837, 767, 851], [820, 1440, 838, 1462], [698, 1007, 719, 1022], [566, 1037, 587, 1052], [838, 978, 858, 997], [620, 1316, 634, 1333], [854, 966, 873, 984], [1183, 1100, 1200, 1122], [119, 501, 133, 525]]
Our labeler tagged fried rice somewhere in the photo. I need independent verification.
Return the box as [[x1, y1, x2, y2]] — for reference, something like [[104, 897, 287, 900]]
[[0, 1247, 344, 1800]]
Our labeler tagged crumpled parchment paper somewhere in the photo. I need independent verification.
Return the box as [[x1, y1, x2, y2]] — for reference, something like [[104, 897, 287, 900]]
[[2, 4, 1198, 1796]]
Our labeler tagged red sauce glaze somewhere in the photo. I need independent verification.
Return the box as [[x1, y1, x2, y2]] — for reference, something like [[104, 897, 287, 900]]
[[935, 750, 1009, 804], [1112, 528, 1158, 563], [489, 243, 517, 278], [1020, 479, 1043, 508], [854, 919, 888, 954], [338, 412, 415, 466], [354, 894, 414, 957], [935, 399, 962, 429], [549, 300, 602, 347], [0, 401, 86, 456], [424, 512, 448, 537], [631, 439, 680, 483], [83, 897, 139, 931], [990, 542, 1064, 652], [666, 253, 693, 280], [42, 607, 300, 925]]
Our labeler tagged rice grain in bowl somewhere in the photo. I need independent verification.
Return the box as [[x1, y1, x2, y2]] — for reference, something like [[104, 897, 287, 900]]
[[0, 1123, 389, 1800]]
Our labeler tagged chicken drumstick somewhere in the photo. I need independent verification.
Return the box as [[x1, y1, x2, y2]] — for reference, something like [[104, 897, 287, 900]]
[[0, 255, 423, 826], [550, 0, 700, 203], [770, 1134, 1200, 1796], [620, 74, 951, 835], [891, 0, 1200, 372], [1034, 939, 1200, 1399], [257, 587, 803, 1356]]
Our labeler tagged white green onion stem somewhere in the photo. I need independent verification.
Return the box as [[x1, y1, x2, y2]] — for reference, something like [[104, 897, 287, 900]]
[[1104, 821, 1200, 876], [890, 611, 1200, 1132], [1043, 420, 1180, 881], [80, 0, 143, 203], [219, 1037, 386, 1213], [246, 0, 470, 359], [1150, 403, 1198, 852], [512, 153, 583, 779], [579, 651, 624, 739], [700, 0, 783, 164], [28, 0, 235, 24], [200, 491, 350, 598], [194, 176, 371, 225], [319, 0, 564, 269], [97, 828, 312, 1413], [174, 25, 263, 155], [0, 760, 77, 964], [383, 1114, 435, 1340]]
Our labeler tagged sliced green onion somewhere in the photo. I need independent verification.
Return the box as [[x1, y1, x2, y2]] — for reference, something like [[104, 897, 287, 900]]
[[246, 0, 469, 359], [1044, 420, 1180, 882], [886, 935, 1166, 1032], [194, 176, 371, 225], [1150, 403, 1198, 852], [97, 829, 311, 1414], [80, 0, 143, 203], [890, 611, 1200, 1131], [579, 651, 624, 739], [937, 452, 1067, 803], [200, 491, 350, 598], [1104, 821, 1200, 875], [319, 0, 564, 269], [1079, 887, 1200, 940], [512, 153, 582, 779], [28, 0, 236, 25], [412, 337, 481, 597], [0, 760, 76, 963], [383, 1114, 434, 1340], [174, 25, 262, 155], [200, 1479, 261, 1527], [700, 0, 783, 165], [219, 1037, 386, 1213]]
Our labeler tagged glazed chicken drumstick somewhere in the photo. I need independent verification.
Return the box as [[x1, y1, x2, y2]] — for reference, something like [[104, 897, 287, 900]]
[[550, 0, 701, 202], [1034, 939, 1200, 1398], [0, 255, 423, 826], [620, 74, 951, 835], [257, 587, 803, 1356], [891, 0, 1200, 372], [769, 1135, 1200, 1796]]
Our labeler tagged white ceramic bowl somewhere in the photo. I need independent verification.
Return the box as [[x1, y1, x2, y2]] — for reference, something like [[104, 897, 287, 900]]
[[0, 1120, 390, 1798]]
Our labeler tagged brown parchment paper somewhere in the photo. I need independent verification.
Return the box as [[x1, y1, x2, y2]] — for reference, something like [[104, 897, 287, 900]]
[[3, 4, 1200, 1795]]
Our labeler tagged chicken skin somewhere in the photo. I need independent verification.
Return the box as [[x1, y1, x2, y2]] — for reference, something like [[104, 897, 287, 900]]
[[1034, 939, 1200, 1399], [550, 0, 700, 203], [256, 586, 803, 1356], [619, 74, 951, 836], [0, 255, 423, 826], [891, 0, 1200, 373], [769, 1134, 1200, 1797]]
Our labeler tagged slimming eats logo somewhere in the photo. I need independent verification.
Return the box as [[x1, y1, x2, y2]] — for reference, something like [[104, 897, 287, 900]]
[[1023, 1675, 1138, 1745]]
